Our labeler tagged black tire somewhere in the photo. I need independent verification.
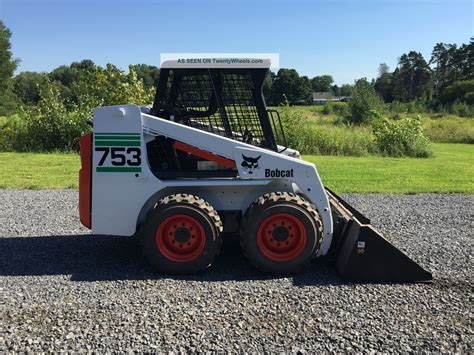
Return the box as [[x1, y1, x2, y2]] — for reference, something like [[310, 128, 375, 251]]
[[240, 192, 323, 274], [141, 194, 223, 274]]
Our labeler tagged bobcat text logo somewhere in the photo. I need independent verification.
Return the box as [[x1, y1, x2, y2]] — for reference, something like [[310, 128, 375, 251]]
[[241, 154, 261, 174], [265, 169, 294, 178]]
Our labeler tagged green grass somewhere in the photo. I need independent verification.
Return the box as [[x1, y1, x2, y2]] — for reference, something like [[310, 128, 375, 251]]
[[0, 144, 472, 193], [0, 152, 80, 189], [305, 144, 473, 193]]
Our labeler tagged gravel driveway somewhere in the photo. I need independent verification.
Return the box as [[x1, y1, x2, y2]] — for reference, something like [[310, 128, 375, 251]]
[[1, 190, 472, 352]]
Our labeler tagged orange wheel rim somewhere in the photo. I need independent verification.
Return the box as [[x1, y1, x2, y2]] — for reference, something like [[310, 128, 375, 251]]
[[156, 214, 206, 262], [257, 213, 307, 262]]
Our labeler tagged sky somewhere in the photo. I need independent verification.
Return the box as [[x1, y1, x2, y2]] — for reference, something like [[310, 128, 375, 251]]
[[1, 0, 473, 85]]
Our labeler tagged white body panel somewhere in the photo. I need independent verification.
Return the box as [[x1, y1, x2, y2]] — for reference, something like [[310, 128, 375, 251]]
[[91, 105, 334, 255]]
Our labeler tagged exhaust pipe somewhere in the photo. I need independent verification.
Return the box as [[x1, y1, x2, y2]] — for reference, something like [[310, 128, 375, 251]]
[[326, 188, 432, 283]]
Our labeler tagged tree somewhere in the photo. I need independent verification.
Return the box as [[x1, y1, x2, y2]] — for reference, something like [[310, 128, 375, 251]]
[[269, 68, 312, 105], [263, 70, 275, 103], [311, 75, 333, 92], [440, 80, 474, 104], [0, 21, 19, 115], [378, 63, 390, 77], [346, 78, 384, 124], [49, 65, 81, 87], [299, 75, 313, 104], [392, 51, 432, 102], [132, 64, 160, 90], [13, 71, 46, 105], [331, 84, 340, 96], [339, 84, 353, 97], [71, 59, 96, 72], [430, 39, 474, 99], [374, 63, 394, 102]]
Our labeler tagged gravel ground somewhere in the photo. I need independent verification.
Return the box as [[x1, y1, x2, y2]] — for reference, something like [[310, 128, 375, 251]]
[[0, 190, 472, 352]]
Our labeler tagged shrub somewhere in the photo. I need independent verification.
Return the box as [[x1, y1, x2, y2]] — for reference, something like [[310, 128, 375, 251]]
[[331, 101, 348, 116], [0, 65, 154, 152], [450, 101, 474, 118], [372, 116, 432, 157], [0, 114, 28, 151], [321, 101, 333, 115], [346, 78, 384, 124], [423, 116, 474, 143], [278, 108, 375, 156], [18, 82, 90, 151]]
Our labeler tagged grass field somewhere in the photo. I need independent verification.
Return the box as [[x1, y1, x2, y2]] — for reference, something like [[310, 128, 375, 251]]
[[0, 152, 80, 189], [305, 143, 473, 193], [0, 144, 472, 193], [285, 105, 474, 144]]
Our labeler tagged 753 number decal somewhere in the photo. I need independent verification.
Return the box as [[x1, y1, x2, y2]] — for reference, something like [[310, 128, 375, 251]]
[[95, 147, 141, 167]]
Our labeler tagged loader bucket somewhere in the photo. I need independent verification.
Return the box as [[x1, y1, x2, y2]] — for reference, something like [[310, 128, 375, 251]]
[[326, 189, 432, 283]]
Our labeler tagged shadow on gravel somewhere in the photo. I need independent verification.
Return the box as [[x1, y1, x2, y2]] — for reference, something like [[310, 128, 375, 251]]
[[0, 234, 344, 286]]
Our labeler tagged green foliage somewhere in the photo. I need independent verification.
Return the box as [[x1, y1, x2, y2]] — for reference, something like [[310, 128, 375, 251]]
[[12, 71, 46, 105], [423, 116, 474, 143], [0, 21, 18, 93], [0, 21, 19, 116], [321, 101, 333, 115], [75, 64, 153, 109], [331, 102, 348, 116], [372, 116, 432, 157], [430, 40, 473, 96], [263, 70, 275, 102], [0, 80, 89, 151], [278, 107, 376, 156], [441, 80, 474, 104], [311, 75, 334, 92], [269, 68, 312, 105], [339, 84, 353, 97], [132, 64, 160, 90], [346, 78, 384, 124], [1, 65, 153, 151], [392, 51, 433, 102], [449, 101, 474, 117], [374, 63, 393, 102]]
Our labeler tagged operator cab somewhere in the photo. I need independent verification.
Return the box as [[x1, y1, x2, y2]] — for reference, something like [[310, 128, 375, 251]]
[[147, 59, 286, 179]]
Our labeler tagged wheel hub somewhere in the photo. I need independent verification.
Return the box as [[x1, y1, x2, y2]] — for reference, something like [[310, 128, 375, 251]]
[[155, 214, 206, 262], [174, 227, 191, 243], [257, 213, 307, 262], [272, 226, 289, 242]]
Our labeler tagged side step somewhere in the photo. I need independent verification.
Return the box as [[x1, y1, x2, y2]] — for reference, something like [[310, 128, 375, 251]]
[[326, 188, 432, 283]]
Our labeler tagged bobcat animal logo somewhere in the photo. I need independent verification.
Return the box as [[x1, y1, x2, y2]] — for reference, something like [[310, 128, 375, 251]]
[[241, 154, 261, 174]]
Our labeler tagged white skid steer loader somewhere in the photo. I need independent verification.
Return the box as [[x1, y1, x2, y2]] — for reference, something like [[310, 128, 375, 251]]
[[78, 59, 431, 281]]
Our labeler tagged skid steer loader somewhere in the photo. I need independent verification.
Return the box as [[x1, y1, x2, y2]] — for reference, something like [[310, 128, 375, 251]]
[[78, 59, 431, 282]]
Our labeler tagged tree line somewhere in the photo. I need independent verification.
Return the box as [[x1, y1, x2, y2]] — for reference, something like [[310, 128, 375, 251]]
[[0, 19, 472, 116], [374, 40, 473, 107]]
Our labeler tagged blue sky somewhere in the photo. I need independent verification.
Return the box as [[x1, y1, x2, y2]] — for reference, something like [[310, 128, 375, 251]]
[[1, 0, 472, 84]]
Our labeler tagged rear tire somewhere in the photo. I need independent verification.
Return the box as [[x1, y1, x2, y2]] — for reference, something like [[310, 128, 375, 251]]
[[141, 194, 223, 274], [240, 192, 323, 274]]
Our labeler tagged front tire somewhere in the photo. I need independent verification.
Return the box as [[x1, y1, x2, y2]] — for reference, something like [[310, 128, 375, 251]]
[[141, 194, 223, 274], [240, 192, 323, 274]]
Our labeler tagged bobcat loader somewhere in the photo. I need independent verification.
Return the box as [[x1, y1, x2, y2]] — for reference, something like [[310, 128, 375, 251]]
[[78, 59, 431, 281]]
